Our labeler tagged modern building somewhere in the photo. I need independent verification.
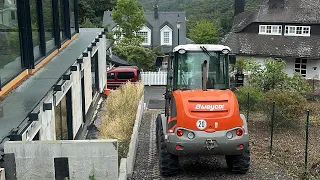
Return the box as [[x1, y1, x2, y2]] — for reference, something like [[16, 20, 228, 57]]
[[221, 0, 320, 78], [0, 0, 111, 159]]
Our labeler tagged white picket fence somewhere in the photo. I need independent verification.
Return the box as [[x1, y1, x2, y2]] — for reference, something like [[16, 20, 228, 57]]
[[141, 71, 167, 86]]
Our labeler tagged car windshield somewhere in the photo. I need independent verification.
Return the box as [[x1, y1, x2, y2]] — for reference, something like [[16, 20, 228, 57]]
[[174, 51, 227, 90]]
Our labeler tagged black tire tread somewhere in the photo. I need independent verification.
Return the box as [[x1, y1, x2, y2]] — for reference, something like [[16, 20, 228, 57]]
[[157, 120, 179, 176], [225, 146, 250, 174]]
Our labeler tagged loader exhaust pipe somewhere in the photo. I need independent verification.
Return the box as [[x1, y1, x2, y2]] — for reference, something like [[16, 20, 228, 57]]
[[202, 60, 207, 91]]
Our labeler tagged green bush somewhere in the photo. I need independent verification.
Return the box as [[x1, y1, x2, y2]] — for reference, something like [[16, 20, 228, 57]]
[[244, 58, 311, 93], [264, 89, 307, 124], [235, 86, 264, 111]]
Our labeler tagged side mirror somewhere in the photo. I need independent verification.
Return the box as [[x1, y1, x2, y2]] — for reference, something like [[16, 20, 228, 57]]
[[229, 54, 236, 65], [169, 51, 174, 59]]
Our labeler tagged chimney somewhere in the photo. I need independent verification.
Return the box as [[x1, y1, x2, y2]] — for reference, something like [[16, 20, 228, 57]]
[[154, 4, 159, 19], [234, 0, 245, 16]]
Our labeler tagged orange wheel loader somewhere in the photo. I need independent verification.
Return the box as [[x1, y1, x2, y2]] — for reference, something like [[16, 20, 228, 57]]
[[156, 44, 250, 176]]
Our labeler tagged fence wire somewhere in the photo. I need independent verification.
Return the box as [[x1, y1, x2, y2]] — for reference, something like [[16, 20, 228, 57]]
[[236, 91, 320, 179]]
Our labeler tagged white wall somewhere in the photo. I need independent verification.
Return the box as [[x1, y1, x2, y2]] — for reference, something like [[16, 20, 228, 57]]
[[98, 35, 107, 92], [305, 59, 320, 79], [238, 55, 320, 78], [71, 63, 83, 138], [40, 95, 55, 140], [4, 140, 118, 180], [83, 53, 93, 113], [17, 32, 109, 142]]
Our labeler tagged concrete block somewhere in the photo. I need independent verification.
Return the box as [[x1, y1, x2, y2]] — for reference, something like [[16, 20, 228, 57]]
[[0, 168, 5, 180], [126, 94, 144, 178], [4, 140, 118, 180], [118, 158, 127, 180]]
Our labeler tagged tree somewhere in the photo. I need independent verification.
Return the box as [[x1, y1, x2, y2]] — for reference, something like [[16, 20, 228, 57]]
[[113, 37, 156, 71], [78, 0, 116, 26], [112, 0, 146, 39], [188, 20, 219, 44]]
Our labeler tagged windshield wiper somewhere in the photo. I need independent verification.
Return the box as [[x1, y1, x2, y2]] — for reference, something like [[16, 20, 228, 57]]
[[200, 46, 213, 57], [200, 46, 219, 65]]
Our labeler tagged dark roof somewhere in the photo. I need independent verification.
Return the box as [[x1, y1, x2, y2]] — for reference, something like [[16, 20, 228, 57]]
[[232, 0, 320, 32], [107, 54, 129, 66], [221, 32, 320, 58], [221, 0, 320, 58]]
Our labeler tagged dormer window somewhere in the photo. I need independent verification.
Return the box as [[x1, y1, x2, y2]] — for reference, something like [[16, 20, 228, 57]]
[[285, 25, 310, 36], [136, 25, 151, 46], [160, 25, 173, 46], [259, 25, 282, 35]]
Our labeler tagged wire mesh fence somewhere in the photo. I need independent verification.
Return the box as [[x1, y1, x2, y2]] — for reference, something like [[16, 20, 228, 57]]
[[236, 91, 320, 179], [305, 78, 320, 101]]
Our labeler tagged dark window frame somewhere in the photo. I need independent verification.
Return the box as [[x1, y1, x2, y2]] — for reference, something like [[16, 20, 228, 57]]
[[91, 51, 99, 96], [117, 72, 135, 80]]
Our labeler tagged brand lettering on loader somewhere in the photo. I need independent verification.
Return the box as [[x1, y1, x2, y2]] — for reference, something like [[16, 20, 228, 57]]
[[195, 104, 225, 111]]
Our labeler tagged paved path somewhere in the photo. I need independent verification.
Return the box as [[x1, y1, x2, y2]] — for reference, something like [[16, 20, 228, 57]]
[[132, 86, 295, 180]]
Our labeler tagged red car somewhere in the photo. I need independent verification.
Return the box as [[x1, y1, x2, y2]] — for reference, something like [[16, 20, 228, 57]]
[[107, 66, 141, 90]]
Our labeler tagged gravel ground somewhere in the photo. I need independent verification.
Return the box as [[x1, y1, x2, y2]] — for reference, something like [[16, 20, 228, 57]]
[[131, 110, 296, 180]]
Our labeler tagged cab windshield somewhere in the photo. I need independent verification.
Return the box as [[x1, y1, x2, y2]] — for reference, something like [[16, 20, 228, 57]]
[[174, 51, 228, 90]]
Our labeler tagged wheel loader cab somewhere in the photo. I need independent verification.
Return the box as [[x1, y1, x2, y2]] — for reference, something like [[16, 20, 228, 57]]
[[157, 44, 250, 176], [172, 46, 231, 91]]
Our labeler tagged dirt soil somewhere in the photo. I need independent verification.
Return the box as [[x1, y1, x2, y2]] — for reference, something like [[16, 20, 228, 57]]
[[248, 101, 320, 179]]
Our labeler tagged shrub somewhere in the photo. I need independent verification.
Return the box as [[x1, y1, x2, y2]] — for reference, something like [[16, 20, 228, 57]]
[[235, 86, 264, 111], [244, 58, 310, 93], [99, 82, 144, 159], [264, 89, 307, 125]]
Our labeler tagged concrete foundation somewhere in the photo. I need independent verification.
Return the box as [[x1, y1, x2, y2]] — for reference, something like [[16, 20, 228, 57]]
[[4, 140, 118, 180]]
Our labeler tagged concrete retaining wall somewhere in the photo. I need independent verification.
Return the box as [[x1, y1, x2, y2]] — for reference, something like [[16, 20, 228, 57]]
[[4, 140, 118, 180], [0, 168, 5, 180], [120, 93, 145, 179]]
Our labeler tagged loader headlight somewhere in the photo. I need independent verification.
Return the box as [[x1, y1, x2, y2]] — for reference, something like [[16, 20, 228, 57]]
[[187, 132, 195, 139], [226, 131, 233, 139], [178, 49, 186, 54], [222, 49, 230, 54]]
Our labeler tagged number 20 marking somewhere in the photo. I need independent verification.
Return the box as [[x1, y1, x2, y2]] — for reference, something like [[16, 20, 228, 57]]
[[196, 120, 207, 130]]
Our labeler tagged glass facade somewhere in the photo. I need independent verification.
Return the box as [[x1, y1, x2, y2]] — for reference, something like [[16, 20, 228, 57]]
[[70, 0, 75, 35], [43, 0, 55, 54], [30, 0, 41, 60], [58, 0, 66, 41], [0, 0, 79, 87], [0, 0, 23, 85]]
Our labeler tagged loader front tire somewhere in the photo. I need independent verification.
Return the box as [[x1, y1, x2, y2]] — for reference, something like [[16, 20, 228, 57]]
[[157, 121, 179, 176]]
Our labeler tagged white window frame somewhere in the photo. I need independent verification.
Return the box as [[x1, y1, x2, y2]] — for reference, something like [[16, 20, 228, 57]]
[[136, 26, 151, 46], [285, 25, 311, 36], [259, 25, 282, 35], [160, 25, 173, 46], [294, 58, 307, 77]]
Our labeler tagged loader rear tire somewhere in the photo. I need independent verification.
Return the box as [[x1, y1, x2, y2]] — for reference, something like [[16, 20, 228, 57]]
[[157, 121, 179, 176], [225, 146, 250, 174]]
